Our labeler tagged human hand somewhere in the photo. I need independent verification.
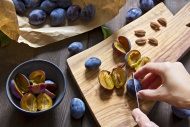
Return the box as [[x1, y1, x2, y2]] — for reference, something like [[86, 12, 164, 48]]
[[132, 108, 158, 127], [134, 62, 190, 109]]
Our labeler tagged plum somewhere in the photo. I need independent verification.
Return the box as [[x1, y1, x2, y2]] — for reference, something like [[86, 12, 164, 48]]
[[27, 83, 46, 94], [40, 0, 57, 14], [112, 36, 131, 55], [29, 70, 46, 84], [23, 0, 41, 8], [28, 9, 47, 26], [44, 89, 56, 99], [85, 57, 101, 70], [68, 42, 83, 55], [12, 0, 26, 14], [126, 78, 142, 98], [126, 7, 142, 24], [66, 5, 81, 21], [80, 4, 96, 21], [45, 80, 57, 92], [10, 79, 24, 99], [20, 93, 37, 112], [57, 0, 72, 9], [171, 106, 190, 118], [37, 93, 53, 111], [70, 98, 85, 119], [50, 8, 66, 26], [15, 73, 30, 93], [140, 0, 154, 12]]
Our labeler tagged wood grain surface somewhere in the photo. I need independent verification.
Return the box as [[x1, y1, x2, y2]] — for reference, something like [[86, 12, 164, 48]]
[[1, 1, 190, 127], [67, 2, 190, 126]]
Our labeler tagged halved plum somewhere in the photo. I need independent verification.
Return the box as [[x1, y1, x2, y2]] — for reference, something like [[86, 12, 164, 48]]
[[27, 83, 46, 94], [20, 93, 37, 112], [111, 67, 127, 88], [98, 68, 127, 90], [45, 80, 57, 92], [112, 36, 131, 55], [98, 70, 114, 90], [29, 70, 45, 85], [37, 93, 53, 111], [124, 50, 150, 70], [15, 73, 30, 94], [44, 89, 56, 99], [9, 79, 24, 99]]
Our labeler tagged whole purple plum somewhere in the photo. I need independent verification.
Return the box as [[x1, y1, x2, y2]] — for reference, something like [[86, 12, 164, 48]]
[[40, 0, 57, 14], [50, 8, 66, 26], [126, 78, 142, 98], [57, 0, 72, 9], [140, 0, 155, 12], [23, 0, 41, 8], [125, 7, 142, 24], [171, 106, 190, 118], [68, 42, 83, 55], [85, 57, 101, 70], [12, 0, 26, 14], [80, 4, 96, 21], [29, 9, 47, 26], [66, 5, 81, 21], [70, 98, 85, 119]]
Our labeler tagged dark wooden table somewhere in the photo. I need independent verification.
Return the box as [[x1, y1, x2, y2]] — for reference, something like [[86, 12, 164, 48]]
[[1, 0, 190, 127]]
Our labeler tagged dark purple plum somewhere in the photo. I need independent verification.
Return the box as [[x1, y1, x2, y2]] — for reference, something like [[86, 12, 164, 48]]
[[9, 79, 23, 99], [23, 0, 41, 8], [70, 98, 85, 119], [66, 5, 81, 21], [80, 4, 96, 21], [28, 9, 47, 26], [40, 0, 57, 14], [12, 0, 26, 14], [171, 106, 190, 118], [57, 0, 72, 9], [50, 8, 66, 26], [126, 78, 142, 98], [85, 57, 101, 70], [125, 7, 142, 24], [140, 0, 155, 12], [68, 42, 83, 55]]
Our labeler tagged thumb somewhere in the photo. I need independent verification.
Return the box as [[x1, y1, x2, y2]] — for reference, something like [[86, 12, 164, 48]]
[[137, 88, 163, 101]]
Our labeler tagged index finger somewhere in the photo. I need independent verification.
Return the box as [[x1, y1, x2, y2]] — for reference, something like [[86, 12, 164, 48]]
[[134, 62, 165, 79]]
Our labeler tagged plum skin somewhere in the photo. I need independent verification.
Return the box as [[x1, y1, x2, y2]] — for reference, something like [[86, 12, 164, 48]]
[[40, 0, 57, 14], [50, 8, 66, 26], [125, 7, 142, 24], [66, 5, 81, 21], [80, 4, 96, 21], [126, 78, 142, 98], [28, 9, 47, 26], [70, 98, 85, 119], [171, 106, 190, 118], [68, 42, 83, 55], [57, 0, 72, 9], [23, 0, 41, 8], [12, 0, 26, 14], [85, 57, 101, 70]]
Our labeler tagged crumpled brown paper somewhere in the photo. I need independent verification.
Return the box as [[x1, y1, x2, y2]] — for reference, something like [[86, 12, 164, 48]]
[[0, 0, 20, 42], [2, 0, 126, 48]]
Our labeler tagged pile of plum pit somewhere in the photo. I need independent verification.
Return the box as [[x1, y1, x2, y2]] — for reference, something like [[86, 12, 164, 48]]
[[10, 70, 57, 112], [13, 0, 96, 26]]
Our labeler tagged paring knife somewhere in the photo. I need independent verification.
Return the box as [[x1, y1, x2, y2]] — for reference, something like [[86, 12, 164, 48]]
[[132, 72, 140, 109]]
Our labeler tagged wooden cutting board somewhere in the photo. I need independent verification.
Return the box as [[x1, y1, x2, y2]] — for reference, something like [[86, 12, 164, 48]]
[[67, 2, 190, 127]]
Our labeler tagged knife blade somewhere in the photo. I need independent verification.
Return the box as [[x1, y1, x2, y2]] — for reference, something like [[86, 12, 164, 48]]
[[132, 72, 140, 109]]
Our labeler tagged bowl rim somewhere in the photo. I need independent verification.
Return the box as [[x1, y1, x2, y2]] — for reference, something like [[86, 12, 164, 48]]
[[6, 59, 67, 114]]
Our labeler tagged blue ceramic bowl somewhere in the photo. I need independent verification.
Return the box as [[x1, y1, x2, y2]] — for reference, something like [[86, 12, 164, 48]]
[[6, 59, 66, 115]]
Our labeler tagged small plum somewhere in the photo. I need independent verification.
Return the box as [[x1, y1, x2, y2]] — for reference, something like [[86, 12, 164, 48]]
[[44, 89, 56, 99], [23, 0, 41, 8], [70, 98, 85, 119], [66, 5, 81, 21], [125, 7, 142, 24], [126, 78, 142, 98], [12, 0, 26, 14], [29, 70, 46, 84], [15, 73, 30, 93], [37, 93, 53, 111], [68, 42, 83, 55], [80, 4, 96, 21], [20, 93, 37, 112], [28, 9, 47, 26], [85, 57, 101, 70], [9, 79, 23, 99], [171, 106, 190, 118], [40, 0, 57, 14], [140, 0, 154, 12], [50, 8, 66, 26], [57, 0, 72, 9], [45, 80, 57, 92]]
